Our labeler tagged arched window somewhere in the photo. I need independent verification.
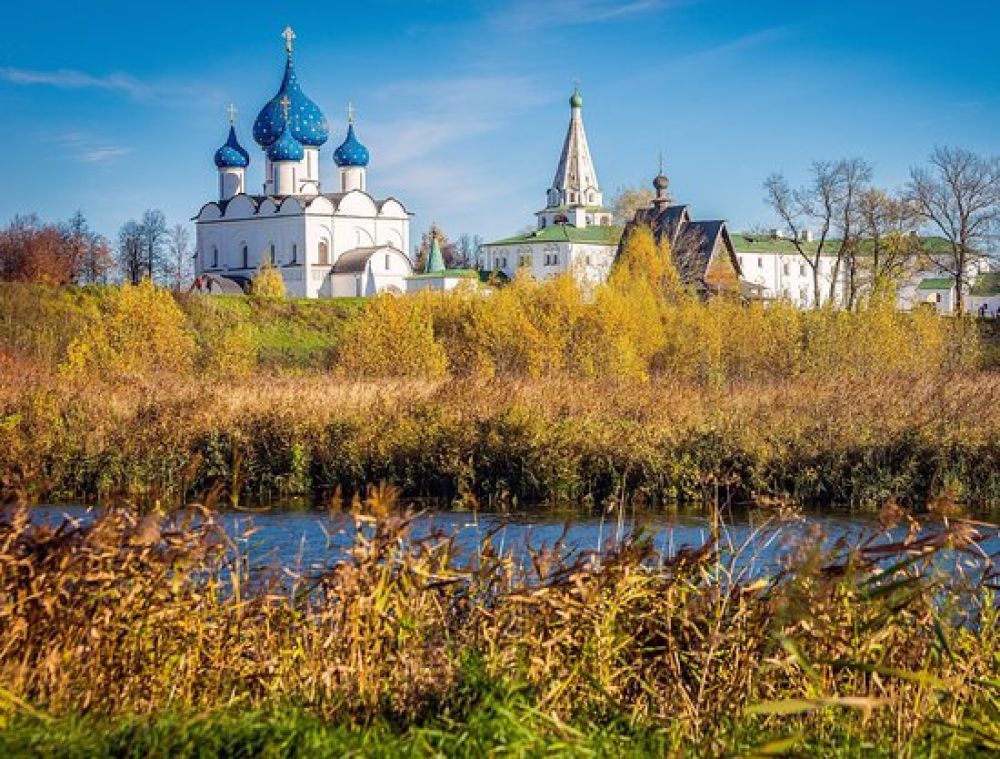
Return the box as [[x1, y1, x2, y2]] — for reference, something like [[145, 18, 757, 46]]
[[318, 241, 330, 265], [242, 245, 249, 269], [385, 253, 391, 270], [269, 244, 276, 265], [211, 246, 218, 268], [291, 244, 298, 264]]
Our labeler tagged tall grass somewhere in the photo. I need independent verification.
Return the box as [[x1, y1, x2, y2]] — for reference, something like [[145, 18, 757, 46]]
[[2, 366, 998, 512], [0, 504, 996, 755]]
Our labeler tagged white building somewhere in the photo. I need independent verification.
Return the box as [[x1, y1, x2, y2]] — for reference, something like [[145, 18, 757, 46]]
[[731, 233, 849, 308], [480, 89, 620, 285], [194, 28, 413, 298]]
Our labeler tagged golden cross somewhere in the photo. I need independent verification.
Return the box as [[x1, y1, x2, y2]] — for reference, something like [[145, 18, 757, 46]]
[[279, 95, 291, 120], [226, 103, 237, 125], [282, 26, 296, 55]]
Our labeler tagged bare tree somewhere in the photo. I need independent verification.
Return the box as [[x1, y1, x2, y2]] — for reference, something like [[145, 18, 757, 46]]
[[117, 220, 145, 285], [164, 224, 192, 291], [456, 233, 484, 269], [831, 158, 873, 309], [764, 159, 871, 308], [139, 209, 168, 283], [906, 147, 1000, 314]]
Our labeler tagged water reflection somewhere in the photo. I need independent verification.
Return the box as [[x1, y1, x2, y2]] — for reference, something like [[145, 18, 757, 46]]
[[29, 505, 998, 584]]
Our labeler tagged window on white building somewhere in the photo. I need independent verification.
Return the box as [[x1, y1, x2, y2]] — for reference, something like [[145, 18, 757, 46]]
[[241, 245, 249, 269], [783, 262, 789, 275], [385, 253, 391, 270], [758, 257, 763, 268], [318, 241, 330, 265], [211, 246, 218, 268], [291, 244, 297, 264], [799, 264, 806, 276], [269, 244, 276, 265]]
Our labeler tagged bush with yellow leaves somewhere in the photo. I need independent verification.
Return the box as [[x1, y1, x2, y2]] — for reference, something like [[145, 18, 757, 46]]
[[250, 261, 286, 299], [334, 293, 447, 378], [60, 279, 196, 381]]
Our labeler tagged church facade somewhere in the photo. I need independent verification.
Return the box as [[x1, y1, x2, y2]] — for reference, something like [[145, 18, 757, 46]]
[[479, 90, 621, 285], [194, 28, 413, 298]]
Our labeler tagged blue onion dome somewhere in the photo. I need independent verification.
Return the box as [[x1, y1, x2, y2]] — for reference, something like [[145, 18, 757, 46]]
[[333, 124, 370, 168], [214, 125, 250, 168], [267, 120, 305, 162], [253, 55, 329, 148]]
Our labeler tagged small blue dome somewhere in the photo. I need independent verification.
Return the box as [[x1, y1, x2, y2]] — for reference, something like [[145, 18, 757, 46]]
[[253, 56, 329, 148], [333, 124, 370, 168], [214, 125, 250, 168], [267, 121, 305, 162]]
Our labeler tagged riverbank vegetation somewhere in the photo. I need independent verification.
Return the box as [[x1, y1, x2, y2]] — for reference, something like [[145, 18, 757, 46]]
[[1, 270, 999, 512], [0, 506, 996, 756]]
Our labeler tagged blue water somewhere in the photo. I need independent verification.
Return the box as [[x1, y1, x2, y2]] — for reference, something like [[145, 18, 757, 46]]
[[27, 505, 999, 585]]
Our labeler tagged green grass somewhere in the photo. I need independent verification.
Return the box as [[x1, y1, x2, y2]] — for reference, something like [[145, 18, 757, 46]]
[[2, 694, 995, 758]]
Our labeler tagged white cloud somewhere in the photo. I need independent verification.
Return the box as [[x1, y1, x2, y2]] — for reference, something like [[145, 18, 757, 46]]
[[0, 67, 148, 97], [57, 132, 132, 165], [488, 0, 678, 30], [0, 66, 224, 108]]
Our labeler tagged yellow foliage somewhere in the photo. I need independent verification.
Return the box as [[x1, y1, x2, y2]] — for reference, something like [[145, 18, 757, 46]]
[[334, 293, 447, 378], [199, 323, 258, 379], [251, 262, 286, 299], [60, 279, 196, 380]]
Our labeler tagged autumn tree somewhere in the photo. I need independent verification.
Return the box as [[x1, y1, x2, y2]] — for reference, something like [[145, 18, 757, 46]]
[[609, 223, 683, 301], [414, 224, 460, 271], [0, 215, 75, 285], [63, 211, 113, 285], [250, 261, 286, 298], [610, 183, 657, 225], [906, 146, 1000, 314], [857, 189, 921, 304]]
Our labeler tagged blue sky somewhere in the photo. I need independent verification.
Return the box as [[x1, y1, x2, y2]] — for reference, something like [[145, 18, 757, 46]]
[[0, 0, 997, 246]]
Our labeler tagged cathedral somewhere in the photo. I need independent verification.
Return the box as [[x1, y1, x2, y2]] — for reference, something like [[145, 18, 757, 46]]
[[194, 28, 414, 298]]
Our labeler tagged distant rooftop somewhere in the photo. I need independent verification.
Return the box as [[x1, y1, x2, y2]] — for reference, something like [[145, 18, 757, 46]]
[[971, 272, 1000, 296], [732, 232, 954, 256], [917, 277, 955, 291], [487, 224, 623, 247]]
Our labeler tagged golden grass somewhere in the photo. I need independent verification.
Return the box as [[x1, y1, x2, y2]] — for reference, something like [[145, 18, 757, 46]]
[[0, 503, 995, 752]]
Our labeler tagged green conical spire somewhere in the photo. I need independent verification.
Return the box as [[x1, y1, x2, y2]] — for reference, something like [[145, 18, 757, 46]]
[[426, 233, 446, 274]]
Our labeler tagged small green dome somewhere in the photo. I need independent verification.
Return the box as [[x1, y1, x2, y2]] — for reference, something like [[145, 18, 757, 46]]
[[569, 90, 583, 109]]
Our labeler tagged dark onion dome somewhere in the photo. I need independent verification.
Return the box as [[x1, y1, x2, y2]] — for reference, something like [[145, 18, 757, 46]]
[[214, 125, 250, 168], [653, 174, 669, 191], [253, 55, 329, 148], [333, 123, 370, 168], [267, 120, 305, 162]]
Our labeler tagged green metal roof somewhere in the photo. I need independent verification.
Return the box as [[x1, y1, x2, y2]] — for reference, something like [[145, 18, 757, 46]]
[[971, 272, 1000, 296], [731, 233, 954, 257], [917, 277, 955, 291], [407, 269, 479, 280], [487, 224, 623, 247]]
